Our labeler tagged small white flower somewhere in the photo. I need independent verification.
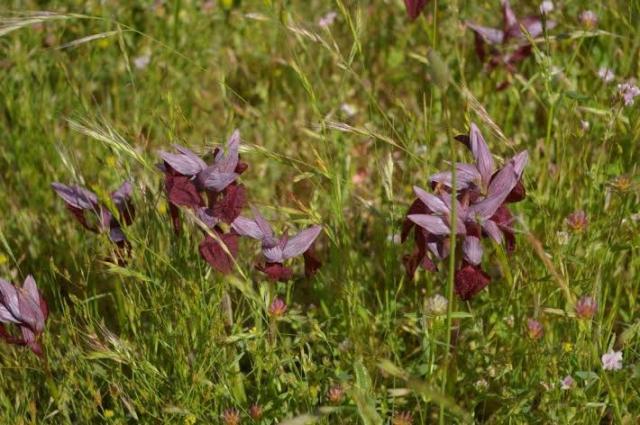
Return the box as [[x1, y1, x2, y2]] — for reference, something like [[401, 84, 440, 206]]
[[601, 350, 623, 371], [387, 233, 402, 245], [560, 375, 575, 390], [340, 103, 357, 117], [539, 1, 554, 14], [580, 120, 590, 131], [318, 11, 338, 28], [133, 54, 151, 70], [425, 294, 448, 316], [597, 67, 615, 83], [556, 231, 569, 246]]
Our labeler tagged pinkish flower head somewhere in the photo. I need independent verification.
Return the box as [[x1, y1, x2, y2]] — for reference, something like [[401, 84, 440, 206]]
[[392, 411, 414, 425], [249, 404, 263, 421], [566, 210, 588, 232], [560, 375, 575, 390], [327, 385, 345, 404], [575, 296, 597, 319], [618, 82, 640, 106], [318, 11, 337, 28], [598, 67, 615, 83], [222, 409, 241, 425], [527, 318, 544, 340], [601, 350, 623, 371], [268, 297, 287, 317], [579, 10, 598, 29]]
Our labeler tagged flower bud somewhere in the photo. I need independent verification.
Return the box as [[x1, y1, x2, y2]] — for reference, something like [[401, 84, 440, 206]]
[[527, 318, 544, 340], [575, 296, 597, 319]]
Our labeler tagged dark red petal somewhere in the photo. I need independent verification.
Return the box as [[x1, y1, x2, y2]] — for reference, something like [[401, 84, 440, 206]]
[[404, 0, 428, 21], [235, 161, 249, 175], [213, 183, 247, 224], [506, 179, 526, 203], [401, 198, 429, 243], [257, 262, 293, 282], [198, 232, 239, 274], [490, 205, 513, 228], [506, 44, 532, 65], [169, 203, 182, 235], [303, 249, 322, 277], [454, 264, 491, 300], [166, 174, 204, 208], [0, 324, 26, 346], [473, 32, 487, 61], [66, 205, 100, 232]]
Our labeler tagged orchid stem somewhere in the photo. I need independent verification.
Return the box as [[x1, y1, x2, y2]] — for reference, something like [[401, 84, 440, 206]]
[[440, 96, 456, 425]]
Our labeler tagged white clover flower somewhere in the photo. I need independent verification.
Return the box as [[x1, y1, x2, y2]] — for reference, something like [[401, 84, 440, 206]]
[[426, 294, 448, 316], [601, 350, 623, 371], [560, 375, 575, 390], [540, 1, 554, 14], [597, 67, 615, 83]]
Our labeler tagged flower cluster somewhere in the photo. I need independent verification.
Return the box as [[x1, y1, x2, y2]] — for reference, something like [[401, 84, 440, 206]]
[[52, 181, 135, 257], [0, 275, 48, 356], [158, 130, 322, 280], [402, 123, 528, 300], [466, 0, 555, 83]]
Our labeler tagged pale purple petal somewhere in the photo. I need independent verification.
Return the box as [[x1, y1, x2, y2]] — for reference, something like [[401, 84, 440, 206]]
[[282, 225, 322, 260], [408, 214, 455, 235], [22, 275, 40, 306], [502, 0, 518, 31], [0, 305, 19, 323], [469, 123, 495, 187], [263, 245, 284, 263], [196, 208, 220, 229], [463, 236, 483, 265], [251, 207, 275, 244], [466, 22, 505, 45], [429, 163, 481, 190], [0, 278, 20, 320], [200, 171, 238, 192], [111, 181, 133, 205], [214, 130, 241, 174], [160, 151, 206, 176], [109, 227, 126, 243], [510, 150, 528, 179], [482, 220, 503, 244], [413, 186, 449, 215], [231, 216, 264, 240], [51, 183, 98, 210], [173, 145, 207, 170]]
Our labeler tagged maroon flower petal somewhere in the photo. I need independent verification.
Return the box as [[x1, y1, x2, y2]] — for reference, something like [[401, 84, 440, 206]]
[[166, 174, 204, 208], [401, 198, 429, 243], [454, 264, 491, 300], [506, 179, 526, 203], [303, 249, 322, 277], [198, 232, 239, 275], [257, 262, 293, 282], [404, 0, 428, 21], [213, 183, 247, 224]]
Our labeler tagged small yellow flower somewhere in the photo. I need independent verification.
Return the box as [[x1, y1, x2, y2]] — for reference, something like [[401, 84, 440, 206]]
[[104, 410, 114, 418], [184, 414, 196, 425], [157, 201, 168, 215], [0, 254, 8, 265], [106, 155, 118, 168], [562, 342, 574, 353], [97, 38, 111, 49]]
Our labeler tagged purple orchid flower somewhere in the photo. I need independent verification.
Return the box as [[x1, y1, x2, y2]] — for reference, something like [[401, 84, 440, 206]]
[[404, 0, 428, 21], [232, 207, 322, 281], [0, 275, 48, 356], [52, 181, 135, 251], [159, 130, 248, 234], [401, 123, 528, 300], [466, 0, 556, 86]]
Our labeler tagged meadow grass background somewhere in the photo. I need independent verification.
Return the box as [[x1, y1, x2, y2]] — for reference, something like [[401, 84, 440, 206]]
[[1, 0, 640, 423]]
